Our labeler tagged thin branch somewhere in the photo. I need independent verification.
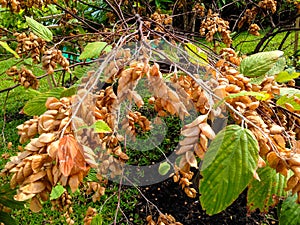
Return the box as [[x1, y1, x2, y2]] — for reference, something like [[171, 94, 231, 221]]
[[54, 3, 100, 32]]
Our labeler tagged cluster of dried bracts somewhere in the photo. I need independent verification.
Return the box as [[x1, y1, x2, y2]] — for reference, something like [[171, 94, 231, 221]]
[[1, 43, 300, 225]]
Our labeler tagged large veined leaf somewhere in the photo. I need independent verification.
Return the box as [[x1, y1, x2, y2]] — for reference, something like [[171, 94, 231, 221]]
[[25, 17, 53, 42], [0, 41, 19, 58], [23, 88, 64, 116], [184, 43, 208, 66], [79, 42, 112, 60], [239, 50, 284, 77], [247, 165, 287, 212], [199, 125, 259, 215], [279, 195, 300, 225]]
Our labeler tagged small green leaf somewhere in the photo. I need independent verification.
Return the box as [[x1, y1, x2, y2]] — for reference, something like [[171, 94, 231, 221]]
[[277, 95, 300, 111], [91, 214, 103, 225], [158, 162, 171, 176], [79, 42, 112, 60], [276, 87, 300, 111], [184, 43, 208, 66], [199, 125, 259, 215], [279, 195, 300, 225], [26, 17, 53, 42], [50, 184, 65, 200], [275, 70, 300, 83], [93, 120, 112, 133], [23, 87, 64, 116], [247, 165, 287, 212], [239, 50, 284, 77], [0, 41, 20, 58]]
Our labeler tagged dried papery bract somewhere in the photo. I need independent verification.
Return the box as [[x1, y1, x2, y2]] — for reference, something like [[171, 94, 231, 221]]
[[6, 66, 39, 89], [14, 32, 46, 63], [200, 9, 232, 47], [148, 63, 189, 120], [147, 213, 183, 225], [1, 96, 96, 211], [42, 48, 70, 74]]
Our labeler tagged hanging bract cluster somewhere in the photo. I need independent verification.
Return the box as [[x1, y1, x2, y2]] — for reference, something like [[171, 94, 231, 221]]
[[1, 36, 300, 223]]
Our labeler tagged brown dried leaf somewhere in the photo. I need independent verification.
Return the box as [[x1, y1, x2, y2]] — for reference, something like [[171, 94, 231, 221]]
[[69, 174, 80, 193], [179, 136, 199, 146], [20, 181, 46, 194], [194, 143, 205, 159], [30, 196, 42, 212], [57, 135, 87, 176], [38, 133, 56, 144], [183, 115, 207, 129], [181, 126, 200, 137], [14, 191, 35, 201], [198, 123, 215, 139], [176, 144, 194, 155], [266, 151, 280, 169], [23, 171, 47, 184], [285, 175, 299, 191], [186, 151, 198, 168]]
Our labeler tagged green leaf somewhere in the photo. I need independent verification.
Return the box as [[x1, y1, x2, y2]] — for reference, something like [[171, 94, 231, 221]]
[[239, 50, 284, 77], [276, 87, 300, 111], [50, 184, 65, 200], [279, 195, 300, 225], [267, 57, 286, 76], [247, 166, 287, 212], [275, 70, 300, 83], [184, 43, 208, 66], [277, 95, 300, 111], [79, 42, 112, 60], [250, 75, 266, 85], [199, 125, 259, 215], [0, 211, 17, 225], [0, 58, 20, 74], [279, 87, 300, 96], [60, 86, 77, 98], [93, 120, 112, 133], [86, 168, 98, 182], [91, 214, 103, 225], [226, 90, 271, 101], [0, 41, 20, 58], [158, 162, 171, 175], [25, 16, 53, 42], [23, 87, 64, 116]]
